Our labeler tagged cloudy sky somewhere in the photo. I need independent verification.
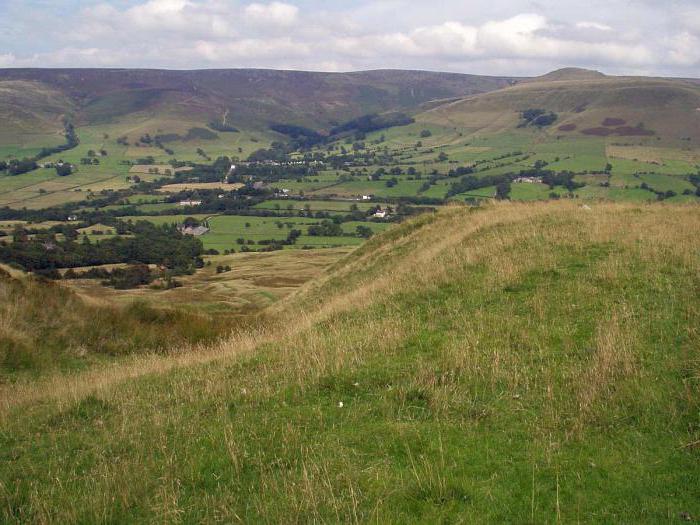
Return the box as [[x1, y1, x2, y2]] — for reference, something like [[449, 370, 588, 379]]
[[1, 0, 699, 77]]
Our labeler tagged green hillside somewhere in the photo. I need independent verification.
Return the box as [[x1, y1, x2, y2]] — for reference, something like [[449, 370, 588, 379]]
[[0, 267, 231, 378], [1, 201, 698, 523], [420, 69, 700, 143]]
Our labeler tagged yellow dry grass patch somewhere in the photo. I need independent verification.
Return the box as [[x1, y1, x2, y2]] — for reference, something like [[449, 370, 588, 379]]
[[77, 223, 116, 235], [418, 107, 518, 134], [63, 248, 351, 312], [129, 165, 192, 174], [157, 182, 244, 193], [606, 144, 700, 165], [0, 220, 26, 231]]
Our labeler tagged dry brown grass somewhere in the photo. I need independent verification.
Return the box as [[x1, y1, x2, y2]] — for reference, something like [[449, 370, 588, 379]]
[[129, 165, 192, 174], [607, 144, 700, 164], [64, 247, 351, 312]]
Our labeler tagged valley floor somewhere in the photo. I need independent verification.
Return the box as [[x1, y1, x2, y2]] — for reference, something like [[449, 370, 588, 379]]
[[1, 201, 699, 523]]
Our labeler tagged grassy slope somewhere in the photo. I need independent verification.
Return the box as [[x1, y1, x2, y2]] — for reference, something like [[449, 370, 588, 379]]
[[1, 201, 698, 523], [419, 74, 700, 142], [0, 267, 233, 380]]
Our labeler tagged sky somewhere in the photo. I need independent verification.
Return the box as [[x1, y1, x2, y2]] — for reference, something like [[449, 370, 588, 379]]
[[0, 0, 699, 77]]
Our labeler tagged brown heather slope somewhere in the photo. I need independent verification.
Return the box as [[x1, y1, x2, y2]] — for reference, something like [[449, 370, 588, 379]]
[[0, 80, 74, 143], [0, 68, 517, 132]]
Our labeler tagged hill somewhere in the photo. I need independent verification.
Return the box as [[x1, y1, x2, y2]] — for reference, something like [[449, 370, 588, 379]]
[[1, 201, 698, 522], [527, 67, 607, 82], [0, 68, 517, 135], [418, 72, 700, 142], [0, 80, 74, 151]]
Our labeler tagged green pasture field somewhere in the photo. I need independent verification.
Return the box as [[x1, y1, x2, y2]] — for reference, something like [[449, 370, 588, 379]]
[[510, 182, 557, 201], [574, 185, 658, 201], [120, 214, 213, 226], [308, 179, 425, 199], [100, 201, 179, 213], [253, 199, 381, 212], [418, 182, 449, 199], [201, 215, 390, 252], [1, 116, 698, 213], [0, 132, 66, 160], [119, 214, 388, 253], [0, 120, 277, 209], [636, 173, 696, 194], [121, 213, 384, 250]]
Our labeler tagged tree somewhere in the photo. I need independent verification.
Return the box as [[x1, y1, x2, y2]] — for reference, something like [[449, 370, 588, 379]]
[[356, 225, 373, 238], [495, 182, 511, 200], [55, 163, 72, 177]]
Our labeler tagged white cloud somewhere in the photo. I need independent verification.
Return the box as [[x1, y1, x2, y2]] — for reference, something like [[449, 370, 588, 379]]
[[0, 0, 698, 76], [326, 13, 654, 68], [576, 21, 612, 31], [410, 22, 479, 57], [194, 37, 310, 61], [0, 53, 17, 67], [244, 2, 299, 28], [667, 32, 700, 66]]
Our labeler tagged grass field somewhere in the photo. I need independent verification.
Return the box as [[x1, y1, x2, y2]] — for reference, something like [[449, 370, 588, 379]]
[[1, 201, 698, 522], [253, 199, 381, 212], [203, 215, 390, 251], [2, 111, 698, 209], [313, 120, 700, 205], [117, 214, 391, 252], [0, 119, 274, 209]]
